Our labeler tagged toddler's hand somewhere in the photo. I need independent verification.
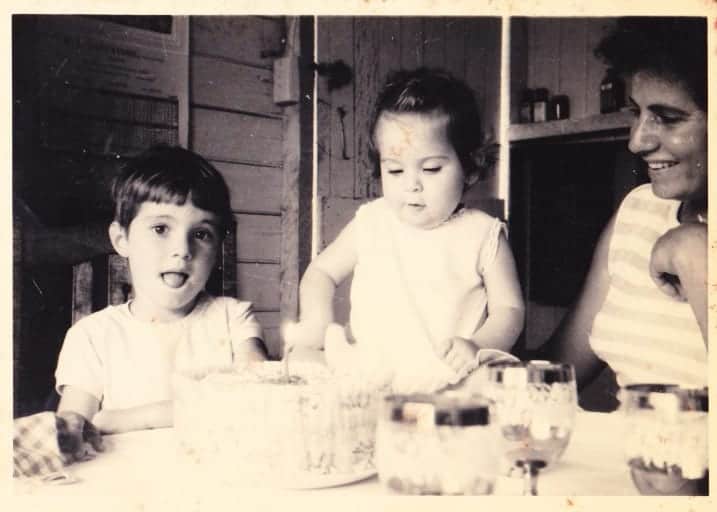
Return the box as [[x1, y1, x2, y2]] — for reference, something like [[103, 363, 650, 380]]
[[56, 411, 104, 462], [435, 336, 479, 378], [324, 323, 356, 371], [282, 321, 327, 352]]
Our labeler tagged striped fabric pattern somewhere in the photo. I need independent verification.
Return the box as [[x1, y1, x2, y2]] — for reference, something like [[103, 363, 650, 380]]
[[590, 185, 707, 388]]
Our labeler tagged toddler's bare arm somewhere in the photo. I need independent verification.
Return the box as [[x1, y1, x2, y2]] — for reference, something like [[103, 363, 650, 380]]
[[478, 232, 525, 351], [293, 220, 358, 349]]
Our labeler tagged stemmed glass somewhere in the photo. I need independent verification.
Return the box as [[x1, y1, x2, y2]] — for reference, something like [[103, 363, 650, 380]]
[[483, 360, 577, 495], [619, 384, 708, 495]]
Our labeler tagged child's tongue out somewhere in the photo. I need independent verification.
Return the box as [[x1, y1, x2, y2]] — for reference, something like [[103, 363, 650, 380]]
[[162, 272, 188, 288]]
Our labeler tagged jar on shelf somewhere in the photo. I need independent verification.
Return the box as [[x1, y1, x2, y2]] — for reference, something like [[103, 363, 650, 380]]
[[519, 89, 534, 123], [375, 393, 498, 495], [532, 88, 549, 123], [600, 68, 626, 113], [548, 95, 570, 121]]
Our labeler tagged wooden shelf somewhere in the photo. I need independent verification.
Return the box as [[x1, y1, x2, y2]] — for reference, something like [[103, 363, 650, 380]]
[[508, 110, 633, 143]]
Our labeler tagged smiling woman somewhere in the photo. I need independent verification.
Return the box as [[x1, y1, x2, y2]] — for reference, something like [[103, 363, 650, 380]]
[[535, 17, 708, 395]]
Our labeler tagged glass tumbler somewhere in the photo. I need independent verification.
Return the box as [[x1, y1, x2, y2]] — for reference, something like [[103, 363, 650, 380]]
[[375, 393, 498, 495], [483, 360, 577, 495], [620, 384, 708, 495]]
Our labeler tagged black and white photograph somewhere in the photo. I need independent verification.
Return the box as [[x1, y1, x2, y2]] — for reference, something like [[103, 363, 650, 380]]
[[6, 1, 713, 507]]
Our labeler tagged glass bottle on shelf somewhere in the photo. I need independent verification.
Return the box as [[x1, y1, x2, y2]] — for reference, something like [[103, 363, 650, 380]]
[[548, 95, 570, 121], [519, 89, 534, 123], [532, 88, 549, 123]]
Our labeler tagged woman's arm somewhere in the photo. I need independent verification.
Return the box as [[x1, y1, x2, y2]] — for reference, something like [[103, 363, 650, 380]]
[[532, 215, 615, 389], [649, 222, 708, 345], [91, 401, 173, 434], [292, 220, 358, 349], [473, 231, 525, 352]]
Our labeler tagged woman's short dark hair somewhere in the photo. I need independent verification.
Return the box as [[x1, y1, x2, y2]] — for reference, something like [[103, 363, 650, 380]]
[[111, 145, 234, 237], [368, 67, 492, 180], [595, 17, 707, 110]]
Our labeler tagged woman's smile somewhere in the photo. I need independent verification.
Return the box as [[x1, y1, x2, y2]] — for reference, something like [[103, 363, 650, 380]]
[[628, 72, 707, 206]]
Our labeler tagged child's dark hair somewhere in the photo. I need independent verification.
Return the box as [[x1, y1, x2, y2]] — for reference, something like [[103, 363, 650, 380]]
[[368, 67, 494, 181], [595, 17, 706, 111], [112, 145, 234, 237]]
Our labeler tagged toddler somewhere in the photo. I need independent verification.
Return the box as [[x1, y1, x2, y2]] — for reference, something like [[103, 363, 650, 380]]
[[290, 68, 524, 393], [55, 145, 268, 442]]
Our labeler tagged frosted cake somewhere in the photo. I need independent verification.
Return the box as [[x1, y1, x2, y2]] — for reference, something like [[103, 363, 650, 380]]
[[173, 361, 378, 488]]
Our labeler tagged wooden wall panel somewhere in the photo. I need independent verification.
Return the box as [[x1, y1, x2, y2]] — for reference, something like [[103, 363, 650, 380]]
[[519, 18, 616, 121], [191, 108, 282, 165], [465, 18, 502, 202], [510, 18, 529, 125], [399, 18, 423, 69], [558, 19, 588, 119], [214, 161, 282, 213], [315, 17, 332, 200], [353, 18, 382, 200], [191, 16, 283, 68], [190, 16, 288, 353], [422, 18, 446, 66], [235, 213, 281, 263], [585, 19, 613, 117], [323, 17, 355, 200], [255, 311, 281, 358], [236, 263, 280, 310], [444, 18, 467, 79], [528, 18, 561, 94], [191, 55, 280, 116], [369, 17, 402, 199]]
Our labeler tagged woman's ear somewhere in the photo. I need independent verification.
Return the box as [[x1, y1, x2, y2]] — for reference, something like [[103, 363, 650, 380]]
[[108, 221, 129, 257], [465, 171, 480, 188]]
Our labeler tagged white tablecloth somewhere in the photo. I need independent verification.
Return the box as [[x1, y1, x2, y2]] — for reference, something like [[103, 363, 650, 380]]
[[14, 411, 638, 497]]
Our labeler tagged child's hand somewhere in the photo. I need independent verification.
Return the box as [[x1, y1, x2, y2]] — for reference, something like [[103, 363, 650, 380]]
[[56, 411, 104, 462], [282, 321, 327, 351], [435, 336, 479, 377], [324, 323, 356, 371]]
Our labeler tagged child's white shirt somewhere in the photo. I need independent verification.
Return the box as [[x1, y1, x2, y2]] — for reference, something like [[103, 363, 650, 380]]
[[54, 292, 263, 410], [349, 198, 505, 392]]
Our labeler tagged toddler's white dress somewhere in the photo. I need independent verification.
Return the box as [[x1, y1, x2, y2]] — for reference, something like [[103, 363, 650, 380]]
[[349, 198, 506, 393]]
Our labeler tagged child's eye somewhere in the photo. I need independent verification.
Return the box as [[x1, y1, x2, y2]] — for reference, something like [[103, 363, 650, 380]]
[[194, 229, 214, 242], [423, 167, 442, 173], [386, 169, 403, 175], [151, 225, 168, 235]]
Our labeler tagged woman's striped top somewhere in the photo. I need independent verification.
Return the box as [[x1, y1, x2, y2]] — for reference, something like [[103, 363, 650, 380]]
[[590, 184, 707, 388]]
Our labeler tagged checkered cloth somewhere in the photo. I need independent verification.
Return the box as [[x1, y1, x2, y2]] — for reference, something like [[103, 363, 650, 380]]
[[13, 411, 71, 479]]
